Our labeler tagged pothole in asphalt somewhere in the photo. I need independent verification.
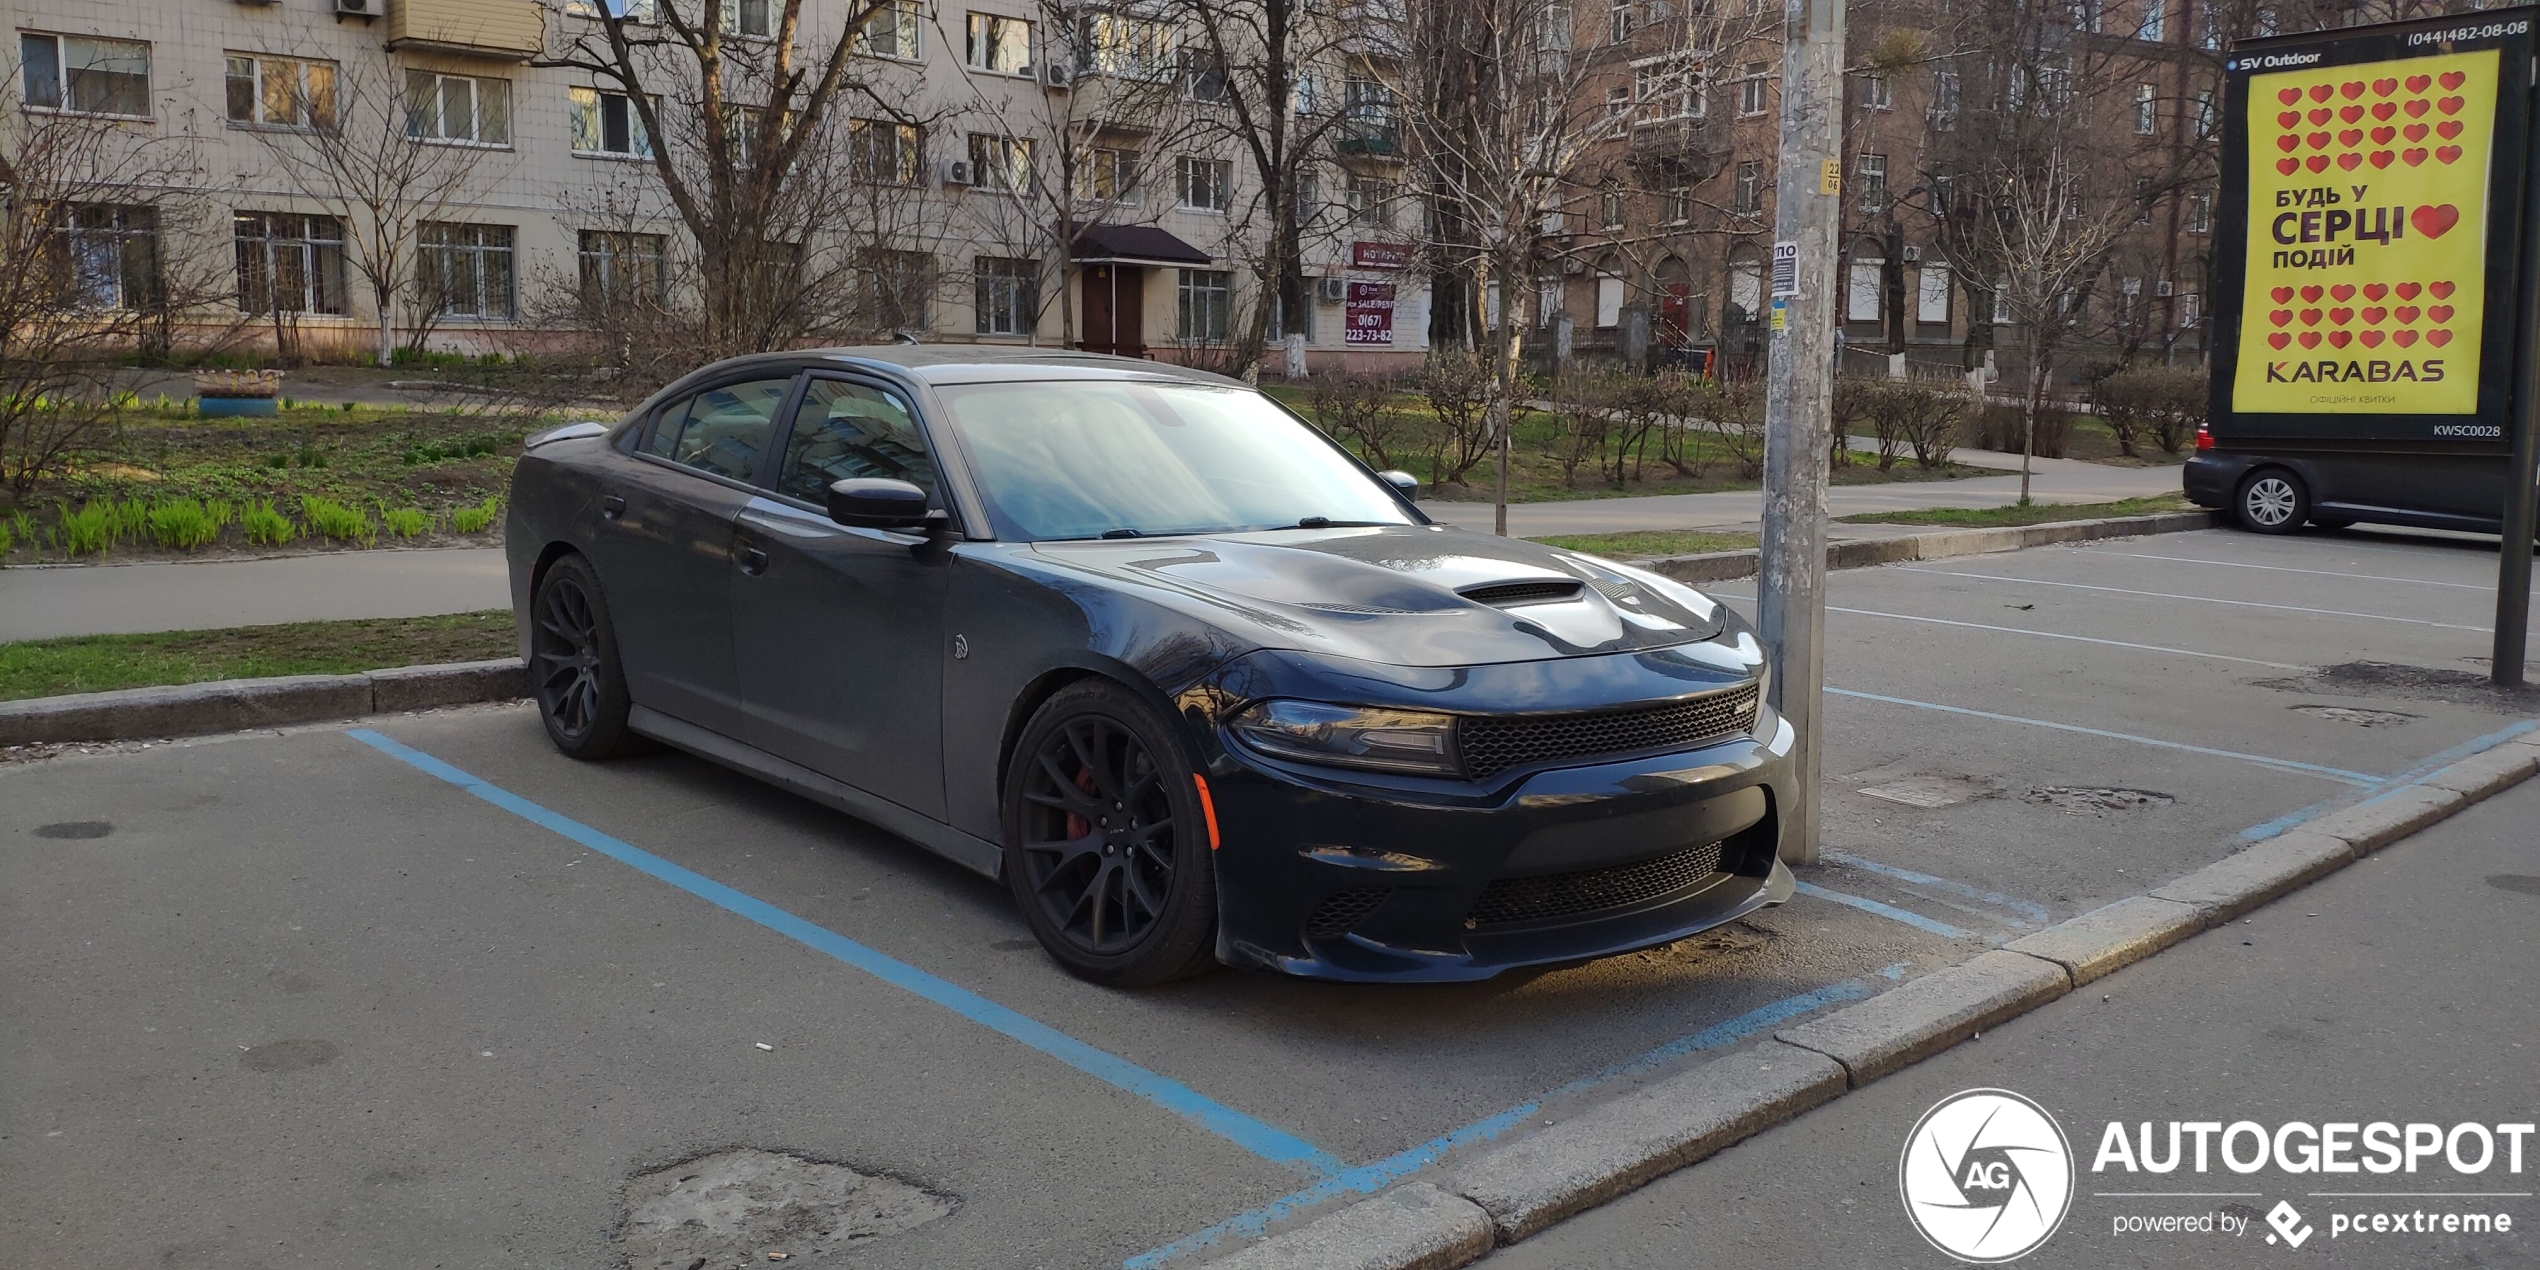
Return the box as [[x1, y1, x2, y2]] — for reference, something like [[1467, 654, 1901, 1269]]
[[2291, 704, 2419, 727], [2256, 662, 2540, 714], [32, 820, 113, 839], [2023, 786, 2175, 814], [1856, 775, 1994, 809], [615, 1148, 957, 1269]]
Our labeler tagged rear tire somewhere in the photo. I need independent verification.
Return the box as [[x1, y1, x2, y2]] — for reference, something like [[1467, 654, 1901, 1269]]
[[1003, 681, 1219, 987], [529, 553, 645, 759], [2310, 515, 2356, 531], [2235, 469, 2309, 535]]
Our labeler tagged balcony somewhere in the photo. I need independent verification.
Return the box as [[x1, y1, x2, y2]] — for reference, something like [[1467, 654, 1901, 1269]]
[[387, 0, 546, 62], [1627, 116, 1722, 177], [1338, 117, 1400, 156]]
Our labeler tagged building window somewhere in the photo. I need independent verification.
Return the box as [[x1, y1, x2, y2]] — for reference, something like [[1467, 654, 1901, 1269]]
[[851, 118, 923, 185], [2070, 0, 2100, 31], [1917, 262, 1951, 323], [2179, 291, 2201, 327], [1600, 186, 1625, 230], [1595, 265, 1625, 328], [966, 13, 1033, 75], [578, 230, 667, 305], [1633, 56, 1702, 120], [2064, 190, 2084, 221], [1865, 71, 1892, 110], [722, 0, 774, 36], [2186, 193, 2211, 234], [1660, 186, 1691, 224], [225, 54, 335, 130], [859, 249, 932, 333], [1178, 156, 1233, 211], [2193, 90, 2216, 139], [1857, 153, 1887, 212], [1932, 173, 1953, 214], [234, 213, 345, 315], [405, 71, 511, 145], [47, 205, 158, 310], [1847, 258, 1883, 322], [1079, 11, 1176, 79], [1931, 68, 1959, 130], [1077, 146, 1140, 202], [2133, 176, 2154, 224], [570, 87, 652, 157], [1734, 160, 1762, 214], [2138, 0, 2165, 40], [974, 256, 1038, 334], [968, 133, 1035, 190], [2135, 83, 2157, 135], [20, 33, 151, 117], [417, 222, 516, 320], [1347, 174, 1393, 227], [566, 0, 658, 17], [2037, 57, 2072, 106], [1178, 268, 1233, 342], [1609, 0, 1635, 42], [858, 0, 925, 58], [1538, 0, 1573, 51], [1738, 62, 1769, 115]]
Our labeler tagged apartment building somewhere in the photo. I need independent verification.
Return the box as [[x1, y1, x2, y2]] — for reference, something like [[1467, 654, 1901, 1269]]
[[10, 0, 1430, 367]]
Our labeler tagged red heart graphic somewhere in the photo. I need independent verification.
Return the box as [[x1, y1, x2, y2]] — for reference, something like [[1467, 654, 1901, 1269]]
[[2403, 148, 2429, 166], [2437, 120, 2464, 139], [2406, 74, 2432, 93], [2308, 130, 2332, 148], [2298, 331, 2323, 349], [2279, 157, 2302, 175], [2394, 329, 2420, 347], [2307, 154, 2332, 172], [2411, 204, 2459, 238], [2342, 81, 2365, 99], [2440, 71, 2466, 90], [2429, 281, 2454, 299], [2272, 286, 2297, 303], [2277, 134, 2301, 153], [2360, 329, 2387, 347], [2279, 110, 2303, 128], [2428, 329, 2453, 347], [2438, 96, 2464, 115], [2338, 128, 2364, 146], [2371, 126, 2397, 144], [2363, 284, 2387, 301], [2428, 304, 2453, 322], [2311, 84, 2335, 102], [2270, 309, 2294, 326], [2330, 306, 2355, 324], [2270, 332, 2293, 349], [2301, 286, 2324, 302], [2300, 308, 2324, 326], [2372, 101, 2397, 120], [2337, 153, 2363, 171], [2437, 145, 2463, 164], [2309, 107, 2333, 125], [2369, 151, 2395, 169], [2405, 99, 2431, 118], [2330, 284, 2356, 301], [2395, 305, 2421, 323], [2360, 305, 2388, 322], [2281, 87, 2304, 105], [2340, 105, 2365, 123], [2327, 330, 2353, 348], [2396, 282, 2422, 300], [2372, 78, 2398, 97], [2405, 122, 2431, 141]]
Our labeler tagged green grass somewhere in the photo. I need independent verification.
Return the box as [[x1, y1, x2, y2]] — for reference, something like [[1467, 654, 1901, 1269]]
[[0, 610, 517, 702], [1835, 493, 2194, 528], [379, 506, 431, 538], [299, 495, 376, 543], [1529, 529, 1761, 560], [449, 495, 501, 534]]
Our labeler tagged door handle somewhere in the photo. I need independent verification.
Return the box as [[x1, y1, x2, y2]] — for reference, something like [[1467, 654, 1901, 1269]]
[[736, 543, 770, 576], [601, 494, 626, 520]]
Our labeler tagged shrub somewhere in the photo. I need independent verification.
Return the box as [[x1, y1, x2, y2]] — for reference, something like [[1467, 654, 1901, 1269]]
[[450, 496, 502, 534], [1417, 351, 1496, 487], [240, 500, 296, 546], [379, 506, 430, 538], [1308, 371, 1417, 472], [2096, 365, 2213, 455], [1858, 379, 1967, 471], [1548, 364, 1619, 489], [1704, 376, 1769, 480], [1973, 403, 2073, 459], [146, 499, 225, 551], [299, 495, 375, 543]]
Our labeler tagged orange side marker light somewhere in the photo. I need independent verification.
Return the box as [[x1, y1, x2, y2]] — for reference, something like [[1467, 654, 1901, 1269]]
[[1192, 773, 1221, 850]]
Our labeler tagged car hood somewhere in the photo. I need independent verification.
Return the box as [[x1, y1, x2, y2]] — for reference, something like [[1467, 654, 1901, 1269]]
[[1027, 524, 1725, 668]]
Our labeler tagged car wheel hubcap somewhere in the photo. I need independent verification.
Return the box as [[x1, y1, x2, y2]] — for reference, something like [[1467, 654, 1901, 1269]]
[[2247, 478, 2297, 526], [533, 579, 603, 741], [1019, 717, 1176, 955]]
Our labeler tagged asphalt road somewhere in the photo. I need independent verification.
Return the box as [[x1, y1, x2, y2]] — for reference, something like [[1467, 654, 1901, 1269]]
[[1486, 778, 2540, 1270], [4, 525, 2533, 1269]]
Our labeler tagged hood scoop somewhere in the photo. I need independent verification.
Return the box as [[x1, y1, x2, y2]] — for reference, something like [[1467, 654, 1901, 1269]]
[[1458, 579, 1586, 608]]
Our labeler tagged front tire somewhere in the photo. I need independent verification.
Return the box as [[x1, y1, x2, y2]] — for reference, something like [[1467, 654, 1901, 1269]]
[[529, 553, 645, 759], [2235, 469, 2309, 534], [1003, 681, 1219, 987]]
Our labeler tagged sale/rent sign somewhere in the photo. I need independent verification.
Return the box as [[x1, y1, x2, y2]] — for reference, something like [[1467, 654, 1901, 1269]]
[[2212, 13, 2534, 442], [1345, 282, 1396, 345]]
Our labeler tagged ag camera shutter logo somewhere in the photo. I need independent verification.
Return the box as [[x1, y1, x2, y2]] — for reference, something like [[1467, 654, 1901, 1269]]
[[1901, 1089, 2076, 1262]]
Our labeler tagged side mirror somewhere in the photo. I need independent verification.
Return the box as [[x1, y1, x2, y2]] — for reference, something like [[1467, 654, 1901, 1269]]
[[1378, 469, 1421, 500], [826, 477, 935, 530]]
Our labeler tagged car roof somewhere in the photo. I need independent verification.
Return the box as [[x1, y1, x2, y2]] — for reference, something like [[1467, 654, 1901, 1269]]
[[689, 345, 1256, 389]]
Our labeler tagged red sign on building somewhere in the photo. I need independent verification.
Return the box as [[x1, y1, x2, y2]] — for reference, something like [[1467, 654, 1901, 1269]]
[[1349, 241, 1413, 271], [1345, 283, 1397, 345]]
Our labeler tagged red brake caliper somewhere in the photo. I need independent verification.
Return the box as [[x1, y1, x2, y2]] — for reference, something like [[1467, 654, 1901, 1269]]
[[1064, 764, 1097, 840]]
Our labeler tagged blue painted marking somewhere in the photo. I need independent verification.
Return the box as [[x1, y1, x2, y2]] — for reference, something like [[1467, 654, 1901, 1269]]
[[2241, 719, 2540, 841], [1826, 688, 2382, 786], [344, 729, 1346, 1179], [1792, 881, 1974, 939], [1822, 852, 2052, 927], [1124, 968, 1905, 1268]]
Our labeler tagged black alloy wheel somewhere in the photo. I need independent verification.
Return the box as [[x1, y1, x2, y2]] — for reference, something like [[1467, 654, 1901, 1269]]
[[1004, 681, 1217, 985], [530, 553, 643, 759]]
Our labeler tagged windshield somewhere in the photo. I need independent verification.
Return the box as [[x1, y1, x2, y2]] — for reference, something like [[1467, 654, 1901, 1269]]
[[934, 380, 1417, 541]]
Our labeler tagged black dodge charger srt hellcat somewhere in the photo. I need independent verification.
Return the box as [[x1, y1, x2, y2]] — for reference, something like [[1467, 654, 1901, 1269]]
[[507, 347, 1796, 985]]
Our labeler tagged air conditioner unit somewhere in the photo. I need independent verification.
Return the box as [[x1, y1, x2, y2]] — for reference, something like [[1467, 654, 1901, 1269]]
[[1563, 259, 1586, 275], [1317, 276, 1346, 303], [943, 159, 974, 186], [335, 0, 374, 14], [1900, 245, 1921, 263], [1042, 63, 1074, 90], [2154, 279, 2174, 296]]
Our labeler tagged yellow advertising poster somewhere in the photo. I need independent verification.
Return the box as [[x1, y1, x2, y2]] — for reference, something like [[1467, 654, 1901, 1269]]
[[2232, 50, 2497, 414]]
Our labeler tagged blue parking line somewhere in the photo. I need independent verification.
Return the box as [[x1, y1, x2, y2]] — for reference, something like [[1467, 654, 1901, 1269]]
[[344, 729, 1346, 1180], [2240, 719, 2540, 841], [1822, 853, 2051, 927], [1791, 881, 1974, 939], [1826, 688, 2383, 786], [1123, 966, 1906, 1268]]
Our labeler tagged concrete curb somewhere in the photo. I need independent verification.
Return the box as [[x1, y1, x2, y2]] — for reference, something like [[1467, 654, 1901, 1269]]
[[1641, 509, 2218, 586], [0, 658, 527, 746], [1199, 721, 2539, 1269]]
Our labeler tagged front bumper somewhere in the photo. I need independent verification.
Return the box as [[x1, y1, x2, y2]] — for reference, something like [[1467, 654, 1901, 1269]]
[[1197, 645, 1797, 982]]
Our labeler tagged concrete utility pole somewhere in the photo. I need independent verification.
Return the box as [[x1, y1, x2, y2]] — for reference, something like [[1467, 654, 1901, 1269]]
[[1755, 0, 1843, 865]]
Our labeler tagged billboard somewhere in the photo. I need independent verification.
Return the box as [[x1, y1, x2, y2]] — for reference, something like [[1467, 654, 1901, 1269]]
[[1345, 282, 1397, 344], [2211, 12, 2535, 442]]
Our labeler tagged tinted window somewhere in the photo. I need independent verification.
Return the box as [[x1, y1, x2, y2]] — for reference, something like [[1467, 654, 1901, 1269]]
[[646, 377, 793, 481], [776, 379, 938, 505]]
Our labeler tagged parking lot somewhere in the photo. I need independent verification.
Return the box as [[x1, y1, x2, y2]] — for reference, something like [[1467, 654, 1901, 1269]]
[[6, 525, 2535, 1269]]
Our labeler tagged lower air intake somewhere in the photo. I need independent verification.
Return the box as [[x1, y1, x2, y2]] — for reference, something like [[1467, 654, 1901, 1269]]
[[1466, 840, 1725, 928], [1304, 886, 1392, 939]]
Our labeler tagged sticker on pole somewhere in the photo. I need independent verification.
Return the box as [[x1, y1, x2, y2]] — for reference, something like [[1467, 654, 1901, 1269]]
[[1899, 1088, 2074, 1263], [1771, 240, 1800, 298]]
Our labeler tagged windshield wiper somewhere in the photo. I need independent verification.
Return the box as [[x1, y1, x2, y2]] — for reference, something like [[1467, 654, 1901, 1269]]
[[1100, 528, 1144, 539], [1278, 517, 1397, 530]]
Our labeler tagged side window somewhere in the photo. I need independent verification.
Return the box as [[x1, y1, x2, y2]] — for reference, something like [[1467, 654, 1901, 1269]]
[[776, 379, 939, 505], [645, 377, 793, 480]]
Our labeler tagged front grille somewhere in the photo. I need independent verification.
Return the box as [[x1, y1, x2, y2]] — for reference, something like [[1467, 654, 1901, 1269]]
[[1460, 579, 1585, 607], [1304, 886, 1392, 939], [1466, 840, 1725, 929], [1458, 681, 1760, 779]]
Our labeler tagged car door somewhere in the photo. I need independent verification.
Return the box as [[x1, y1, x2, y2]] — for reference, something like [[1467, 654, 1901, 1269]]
[[730, 374, 951, 821], [585, 372, 799, 740]]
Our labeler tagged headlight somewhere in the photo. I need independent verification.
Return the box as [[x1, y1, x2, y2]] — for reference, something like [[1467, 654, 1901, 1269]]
[[1228, 700, 1461, 776]]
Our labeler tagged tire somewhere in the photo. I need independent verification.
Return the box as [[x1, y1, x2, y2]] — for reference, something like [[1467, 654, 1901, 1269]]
[[1002, 680, 1219, 987], [528, 553, 646, 759], [2235, 468, 2309, 535], [2310, 516, 2356, 531]]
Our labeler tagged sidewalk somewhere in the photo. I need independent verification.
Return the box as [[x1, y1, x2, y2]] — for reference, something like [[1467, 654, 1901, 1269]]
[[0, 548, 509, 642]]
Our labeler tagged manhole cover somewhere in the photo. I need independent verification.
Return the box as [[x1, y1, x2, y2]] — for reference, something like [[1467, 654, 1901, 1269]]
[[2291, 704, 2418, 727], [2023, 786, 2174, 814], [1857, 775, 1991, 809], [616, 1149, 956, 1269]]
